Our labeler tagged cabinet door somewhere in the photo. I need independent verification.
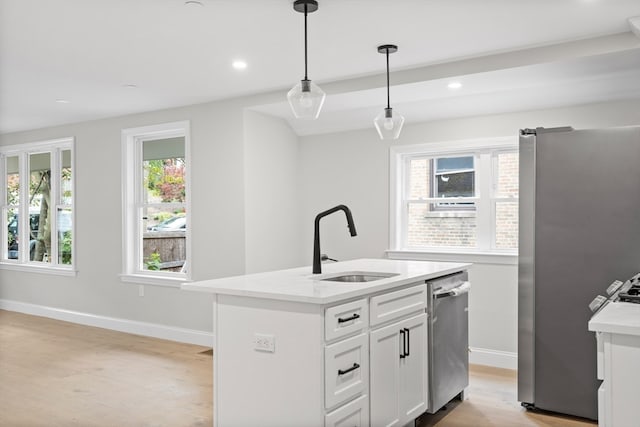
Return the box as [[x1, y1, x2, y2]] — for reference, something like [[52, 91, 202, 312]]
[[370, 320, 403, 427], [398, 313, 427, 421], [370, 313, 428, 427]]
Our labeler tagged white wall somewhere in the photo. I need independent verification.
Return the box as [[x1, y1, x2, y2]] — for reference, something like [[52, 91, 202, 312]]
[[297, 98, 640, 367], [2, 87, 640, 366], [0, 98, 257, 335], [244, 111, 305, 273]]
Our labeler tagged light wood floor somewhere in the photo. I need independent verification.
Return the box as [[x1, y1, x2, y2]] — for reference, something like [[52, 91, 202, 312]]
[[0, 310, 596, 427], [0, 310, 212, 427], [416, 365, 596, 427]]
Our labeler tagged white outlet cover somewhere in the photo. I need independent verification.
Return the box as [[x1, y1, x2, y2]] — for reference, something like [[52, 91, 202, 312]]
[[254, 333, 275, 353]]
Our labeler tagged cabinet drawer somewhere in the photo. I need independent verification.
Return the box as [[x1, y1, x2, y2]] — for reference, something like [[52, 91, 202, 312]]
[[325, 394, 369, 427], [325, 299, 368, 341], [325, 333, 368, 409], [370, 284, 427, 327]]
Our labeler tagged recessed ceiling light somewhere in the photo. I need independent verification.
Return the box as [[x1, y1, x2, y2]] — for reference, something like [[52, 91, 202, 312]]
[[447, 81, 463, 90], [184, 0, 203, 7], [55, 99, 70, 104], [232, 60, 248, 71], [123, 84, 138, 89]]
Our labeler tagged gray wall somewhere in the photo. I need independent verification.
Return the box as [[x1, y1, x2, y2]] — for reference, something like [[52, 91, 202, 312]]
[[296, 98, 640, 358], [0, 99, 253, 332], [244, 110, 305, 273], [2, 93, 640, 360]]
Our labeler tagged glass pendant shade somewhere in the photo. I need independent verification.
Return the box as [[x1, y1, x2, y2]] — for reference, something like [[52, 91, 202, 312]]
[[374, 107, 404, 140], [287, 79, 326, 120]]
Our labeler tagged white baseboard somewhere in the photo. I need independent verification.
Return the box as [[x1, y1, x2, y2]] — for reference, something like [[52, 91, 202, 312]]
[[0, 299, 516, 368], [469, 346, 517, 370], [0, 299, 214, 347]]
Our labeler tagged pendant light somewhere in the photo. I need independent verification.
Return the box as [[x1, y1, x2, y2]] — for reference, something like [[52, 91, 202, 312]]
[[287, 0, 325, 120], [374, 44, 404, 140]]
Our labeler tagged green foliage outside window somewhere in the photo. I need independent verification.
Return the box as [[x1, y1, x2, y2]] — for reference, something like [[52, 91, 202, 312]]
[[60, 230, 72, 265], [144, 159, 186, 203], [145, 252, 162, 271]]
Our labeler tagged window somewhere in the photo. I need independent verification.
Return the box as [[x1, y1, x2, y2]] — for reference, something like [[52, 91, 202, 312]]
[[391, 137, 518, 254], [1, 138, 75, 272], [430, 156, 475, 211], [122, 122, 190, 285]]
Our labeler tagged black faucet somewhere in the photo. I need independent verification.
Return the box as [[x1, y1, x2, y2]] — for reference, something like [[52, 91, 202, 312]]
[[313, 205, 357, 274]]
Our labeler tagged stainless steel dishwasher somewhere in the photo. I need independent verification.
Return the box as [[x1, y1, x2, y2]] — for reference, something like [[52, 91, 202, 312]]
[[426, 271, 470, 414]]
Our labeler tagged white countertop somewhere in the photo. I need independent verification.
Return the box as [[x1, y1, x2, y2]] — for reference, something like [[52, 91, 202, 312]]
[[181, 258, 470, 304], [588, 302, 640, 336]]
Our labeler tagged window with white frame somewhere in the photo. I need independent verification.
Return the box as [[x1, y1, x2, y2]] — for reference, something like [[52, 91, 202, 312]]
[[122, 122, 190, 284], [430, 156, 476, 211], [391, 137, 518, 253], [1, 138, 75, 270]]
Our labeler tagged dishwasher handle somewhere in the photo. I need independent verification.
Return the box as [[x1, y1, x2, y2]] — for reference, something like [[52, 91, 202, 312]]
[[433, 281, 470, 299]]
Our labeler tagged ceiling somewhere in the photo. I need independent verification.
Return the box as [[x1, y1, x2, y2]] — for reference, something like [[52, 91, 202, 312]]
[[255, 48, 640, 135], [1, 0, 640, 135]]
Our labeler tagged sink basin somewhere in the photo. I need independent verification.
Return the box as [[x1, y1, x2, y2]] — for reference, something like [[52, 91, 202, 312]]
[[319, 272, 399, 283]]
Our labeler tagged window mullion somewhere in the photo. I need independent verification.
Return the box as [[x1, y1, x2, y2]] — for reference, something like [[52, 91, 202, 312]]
[[19, 153, 29, 263], [0, 154, 6, 260], [476, 153, 493, 251], [50, 149, 60, 265], [401, 155, 413, 250], [143, 202, 186, 210], [135, 139, 144, 274], [0, 154, 4, 209]]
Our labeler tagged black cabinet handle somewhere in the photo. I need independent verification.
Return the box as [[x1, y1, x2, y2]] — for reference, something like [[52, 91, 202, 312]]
[[404, 328, 410, 357], [338, 363, 360, 376], [337, 313, 360, 323], [400, 329, 406, 359]]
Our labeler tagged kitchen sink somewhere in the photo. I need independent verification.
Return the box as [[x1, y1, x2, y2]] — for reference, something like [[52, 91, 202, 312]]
[[319, 272, 399, 283]]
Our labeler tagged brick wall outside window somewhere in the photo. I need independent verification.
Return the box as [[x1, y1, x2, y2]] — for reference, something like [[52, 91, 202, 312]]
[[407, 159, 477, 248], [405, 151, 518, 250], [495, 152, 518, 249]]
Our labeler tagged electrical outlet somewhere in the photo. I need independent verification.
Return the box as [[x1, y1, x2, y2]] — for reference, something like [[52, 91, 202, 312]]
[[138, 285, 144, 297], [254, 333, 275, 353]]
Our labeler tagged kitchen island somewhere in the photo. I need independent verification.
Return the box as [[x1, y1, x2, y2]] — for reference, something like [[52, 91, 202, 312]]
[[182, 258, 470, 427]]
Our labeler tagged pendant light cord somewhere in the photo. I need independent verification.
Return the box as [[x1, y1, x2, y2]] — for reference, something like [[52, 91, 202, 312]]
[[304, 5, 308, 80], [386, 48, 390, 109]]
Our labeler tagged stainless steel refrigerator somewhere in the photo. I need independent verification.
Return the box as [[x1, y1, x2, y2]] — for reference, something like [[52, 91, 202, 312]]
[[518, 125, 640, 420]]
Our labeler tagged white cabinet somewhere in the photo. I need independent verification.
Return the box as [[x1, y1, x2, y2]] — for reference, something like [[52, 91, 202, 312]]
[[183, 259, 471, 427], [399, 314, 428, 421], [325, 394, 369, 427], [325, 333, 368, 409], [594, 331, 640, 427], [370, 284, 427, 327], [370, 313, 428, 427], [325, 299, 368, 342], [589, 303, 640, 427], [212, 282, 432, 427]]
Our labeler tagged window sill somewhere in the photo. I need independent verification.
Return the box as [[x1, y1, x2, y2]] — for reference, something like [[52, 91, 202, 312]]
[[386, 249, 517, 265], [119, 273, 190, 288], [0, 262, 77, 276]]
